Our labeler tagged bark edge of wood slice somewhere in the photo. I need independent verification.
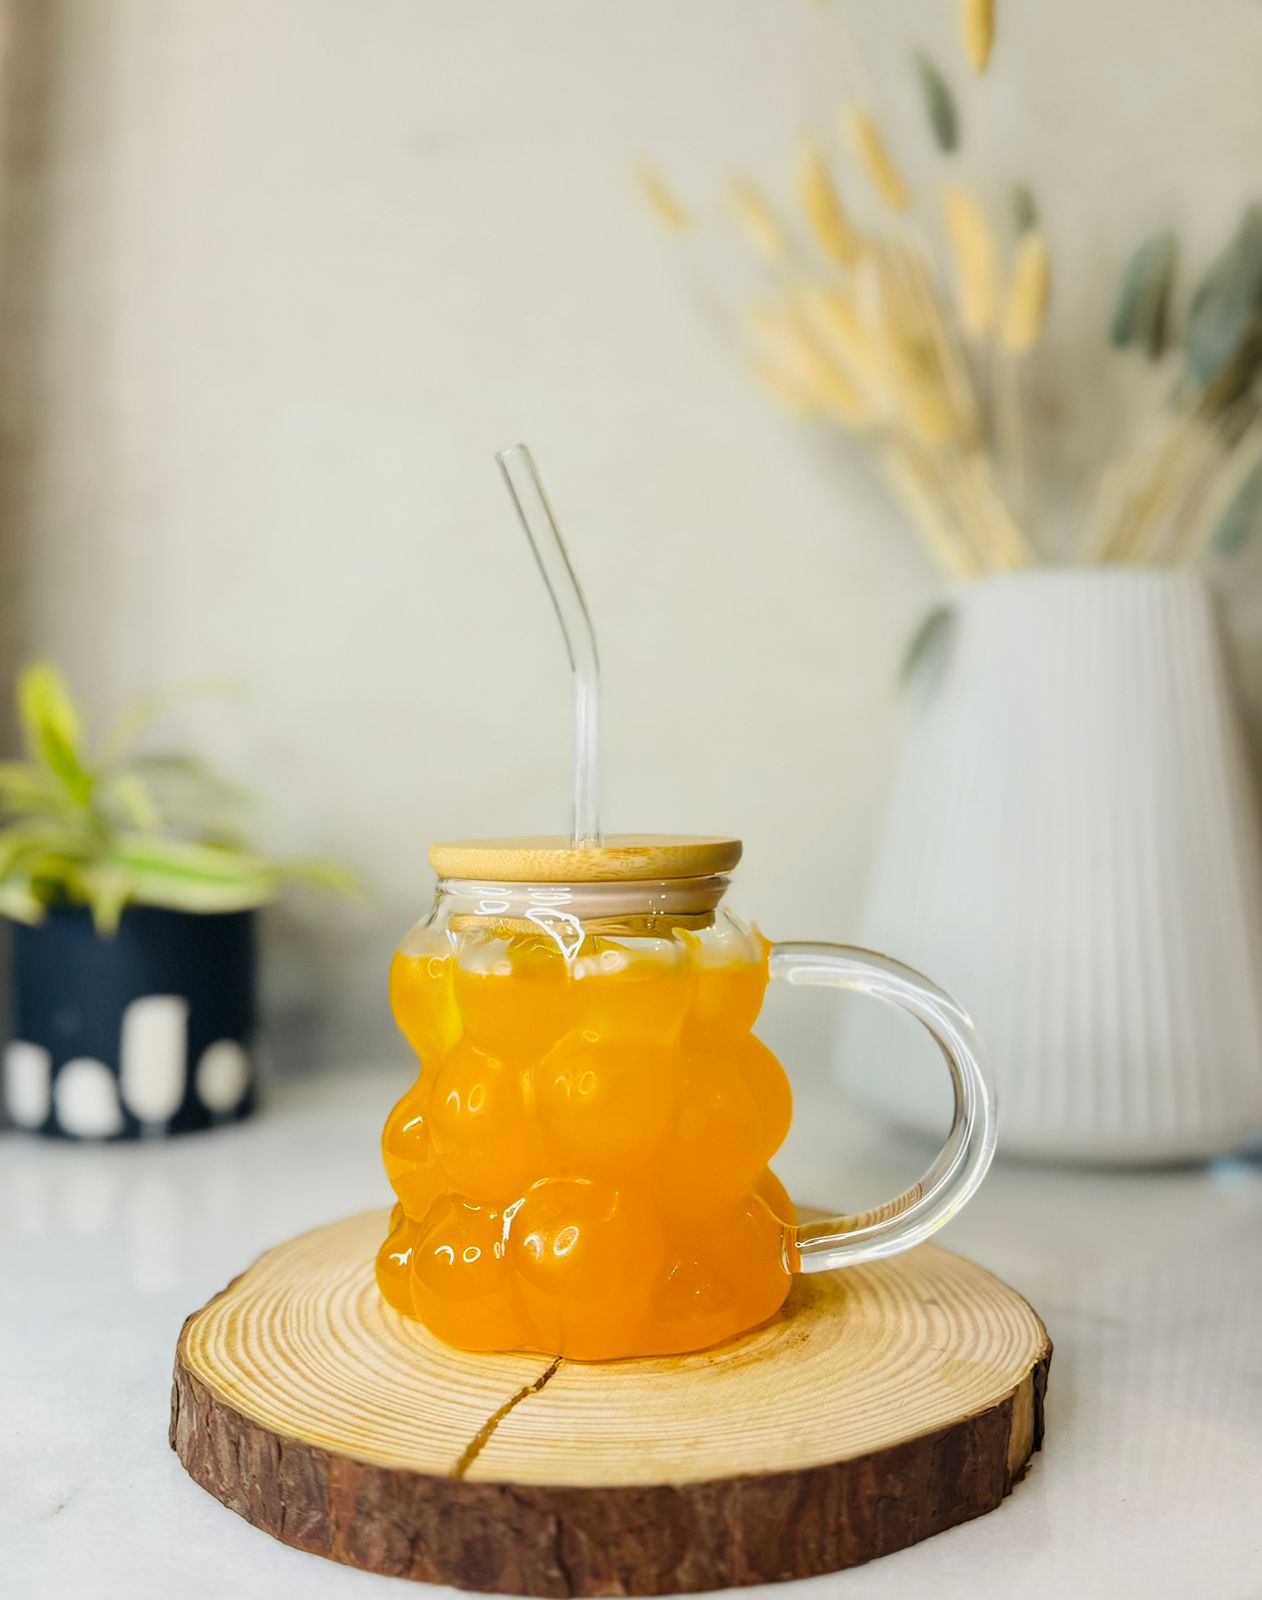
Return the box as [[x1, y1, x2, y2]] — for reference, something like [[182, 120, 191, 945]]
[[170, 1210, 1051, 1596]]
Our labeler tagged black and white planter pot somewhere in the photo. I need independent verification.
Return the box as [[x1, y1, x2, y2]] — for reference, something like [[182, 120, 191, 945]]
[[3, 905, 257, 1139]]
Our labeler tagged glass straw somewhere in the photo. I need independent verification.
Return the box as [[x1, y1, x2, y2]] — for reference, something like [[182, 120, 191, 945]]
[[496, 444, 602, 847]]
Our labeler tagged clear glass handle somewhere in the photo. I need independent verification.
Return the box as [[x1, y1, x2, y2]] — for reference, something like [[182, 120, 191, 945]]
[[769, 942, 997, 1271]]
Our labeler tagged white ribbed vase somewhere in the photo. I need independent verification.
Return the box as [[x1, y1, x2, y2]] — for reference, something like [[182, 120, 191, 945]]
[[842, 569, 1262, 1164]]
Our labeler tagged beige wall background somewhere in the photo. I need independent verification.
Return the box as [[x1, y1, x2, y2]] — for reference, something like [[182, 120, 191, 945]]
[[3, 0, 1262, 1071]]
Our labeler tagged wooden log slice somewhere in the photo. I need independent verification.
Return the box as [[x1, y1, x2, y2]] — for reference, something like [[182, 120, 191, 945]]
[[171, 1210, 1051, 1596]]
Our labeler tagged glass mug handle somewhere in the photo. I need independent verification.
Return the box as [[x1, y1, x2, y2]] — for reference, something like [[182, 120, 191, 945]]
[[768, 942, 997, 1271]]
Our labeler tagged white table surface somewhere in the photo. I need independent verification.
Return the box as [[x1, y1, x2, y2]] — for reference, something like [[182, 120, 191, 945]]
[[3, 1062, 1262, 1600]]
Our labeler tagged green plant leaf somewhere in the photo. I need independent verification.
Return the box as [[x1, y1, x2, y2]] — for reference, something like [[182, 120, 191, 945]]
[[17, 662, 80, 750], [128, 752, 251, 810], [108, 874, 275, 914], [100, 772, 163, 831], [122, 753, 250, 842], [75, 865, 132, 935], [1011, 183, 1038, 235], [1212, 456, 1262, 556], [1111, 229, 1177, 359], [0, 762, 59, 815], [128, 750, 243, 786], [900, 603, 955, 691], [116, 838, 358, 908], [1184, 203, 1262, 385], [276, 859, 363, 897], [95, 675, 245, 769], [914, 52, 959, 153], [105, 833, 274, 883], [17, 662, 92, 803], [0, 821, 87, 879], [0, 879, 43, 923]]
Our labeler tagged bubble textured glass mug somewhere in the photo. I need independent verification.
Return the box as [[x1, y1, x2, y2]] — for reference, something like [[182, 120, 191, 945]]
[[377, 836, 996, 1361]]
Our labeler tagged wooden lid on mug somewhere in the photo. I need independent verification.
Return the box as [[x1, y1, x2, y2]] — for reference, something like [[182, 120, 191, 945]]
[[428, 834, 742, 883]]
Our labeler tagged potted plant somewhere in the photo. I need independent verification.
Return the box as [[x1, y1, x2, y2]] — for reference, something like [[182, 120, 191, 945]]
[[0, 663, 354, 1139]]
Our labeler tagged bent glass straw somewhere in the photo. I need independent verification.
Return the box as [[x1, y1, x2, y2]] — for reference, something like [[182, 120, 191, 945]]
[[495, 444, 602, 847]]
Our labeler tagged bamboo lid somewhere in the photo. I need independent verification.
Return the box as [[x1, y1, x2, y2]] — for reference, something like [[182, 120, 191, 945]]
[[429, 834, 742, 883]]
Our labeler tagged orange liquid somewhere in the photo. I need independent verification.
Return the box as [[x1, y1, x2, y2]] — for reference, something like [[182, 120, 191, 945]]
[[377, 930, 794, 1359]]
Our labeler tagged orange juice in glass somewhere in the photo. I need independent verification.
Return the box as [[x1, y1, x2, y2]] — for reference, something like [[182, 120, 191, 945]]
[[377, 835, 995, 1360]]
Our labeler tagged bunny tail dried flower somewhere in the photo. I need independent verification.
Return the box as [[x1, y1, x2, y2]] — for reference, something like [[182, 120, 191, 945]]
[[942, 182, 998, 338], [795, 141, 862, 267], [748, 306, 871, 429], [962, 0, 995, 74], [1000, 230, 1052, 353], [730, 178, 788, 258], [845, 108, 910, 213], [635, 166, 690, 232]]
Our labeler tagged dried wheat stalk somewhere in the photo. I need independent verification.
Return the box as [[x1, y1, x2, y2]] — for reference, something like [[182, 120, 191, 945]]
[[962, 0, 996, 75], [638, 1, 1262, 577]]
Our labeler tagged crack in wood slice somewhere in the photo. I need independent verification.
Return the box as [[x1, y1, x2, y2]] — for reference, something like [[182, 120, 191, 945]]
[[453, 1356, 563, 1480], [171, 1209, 1051, 1595]]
